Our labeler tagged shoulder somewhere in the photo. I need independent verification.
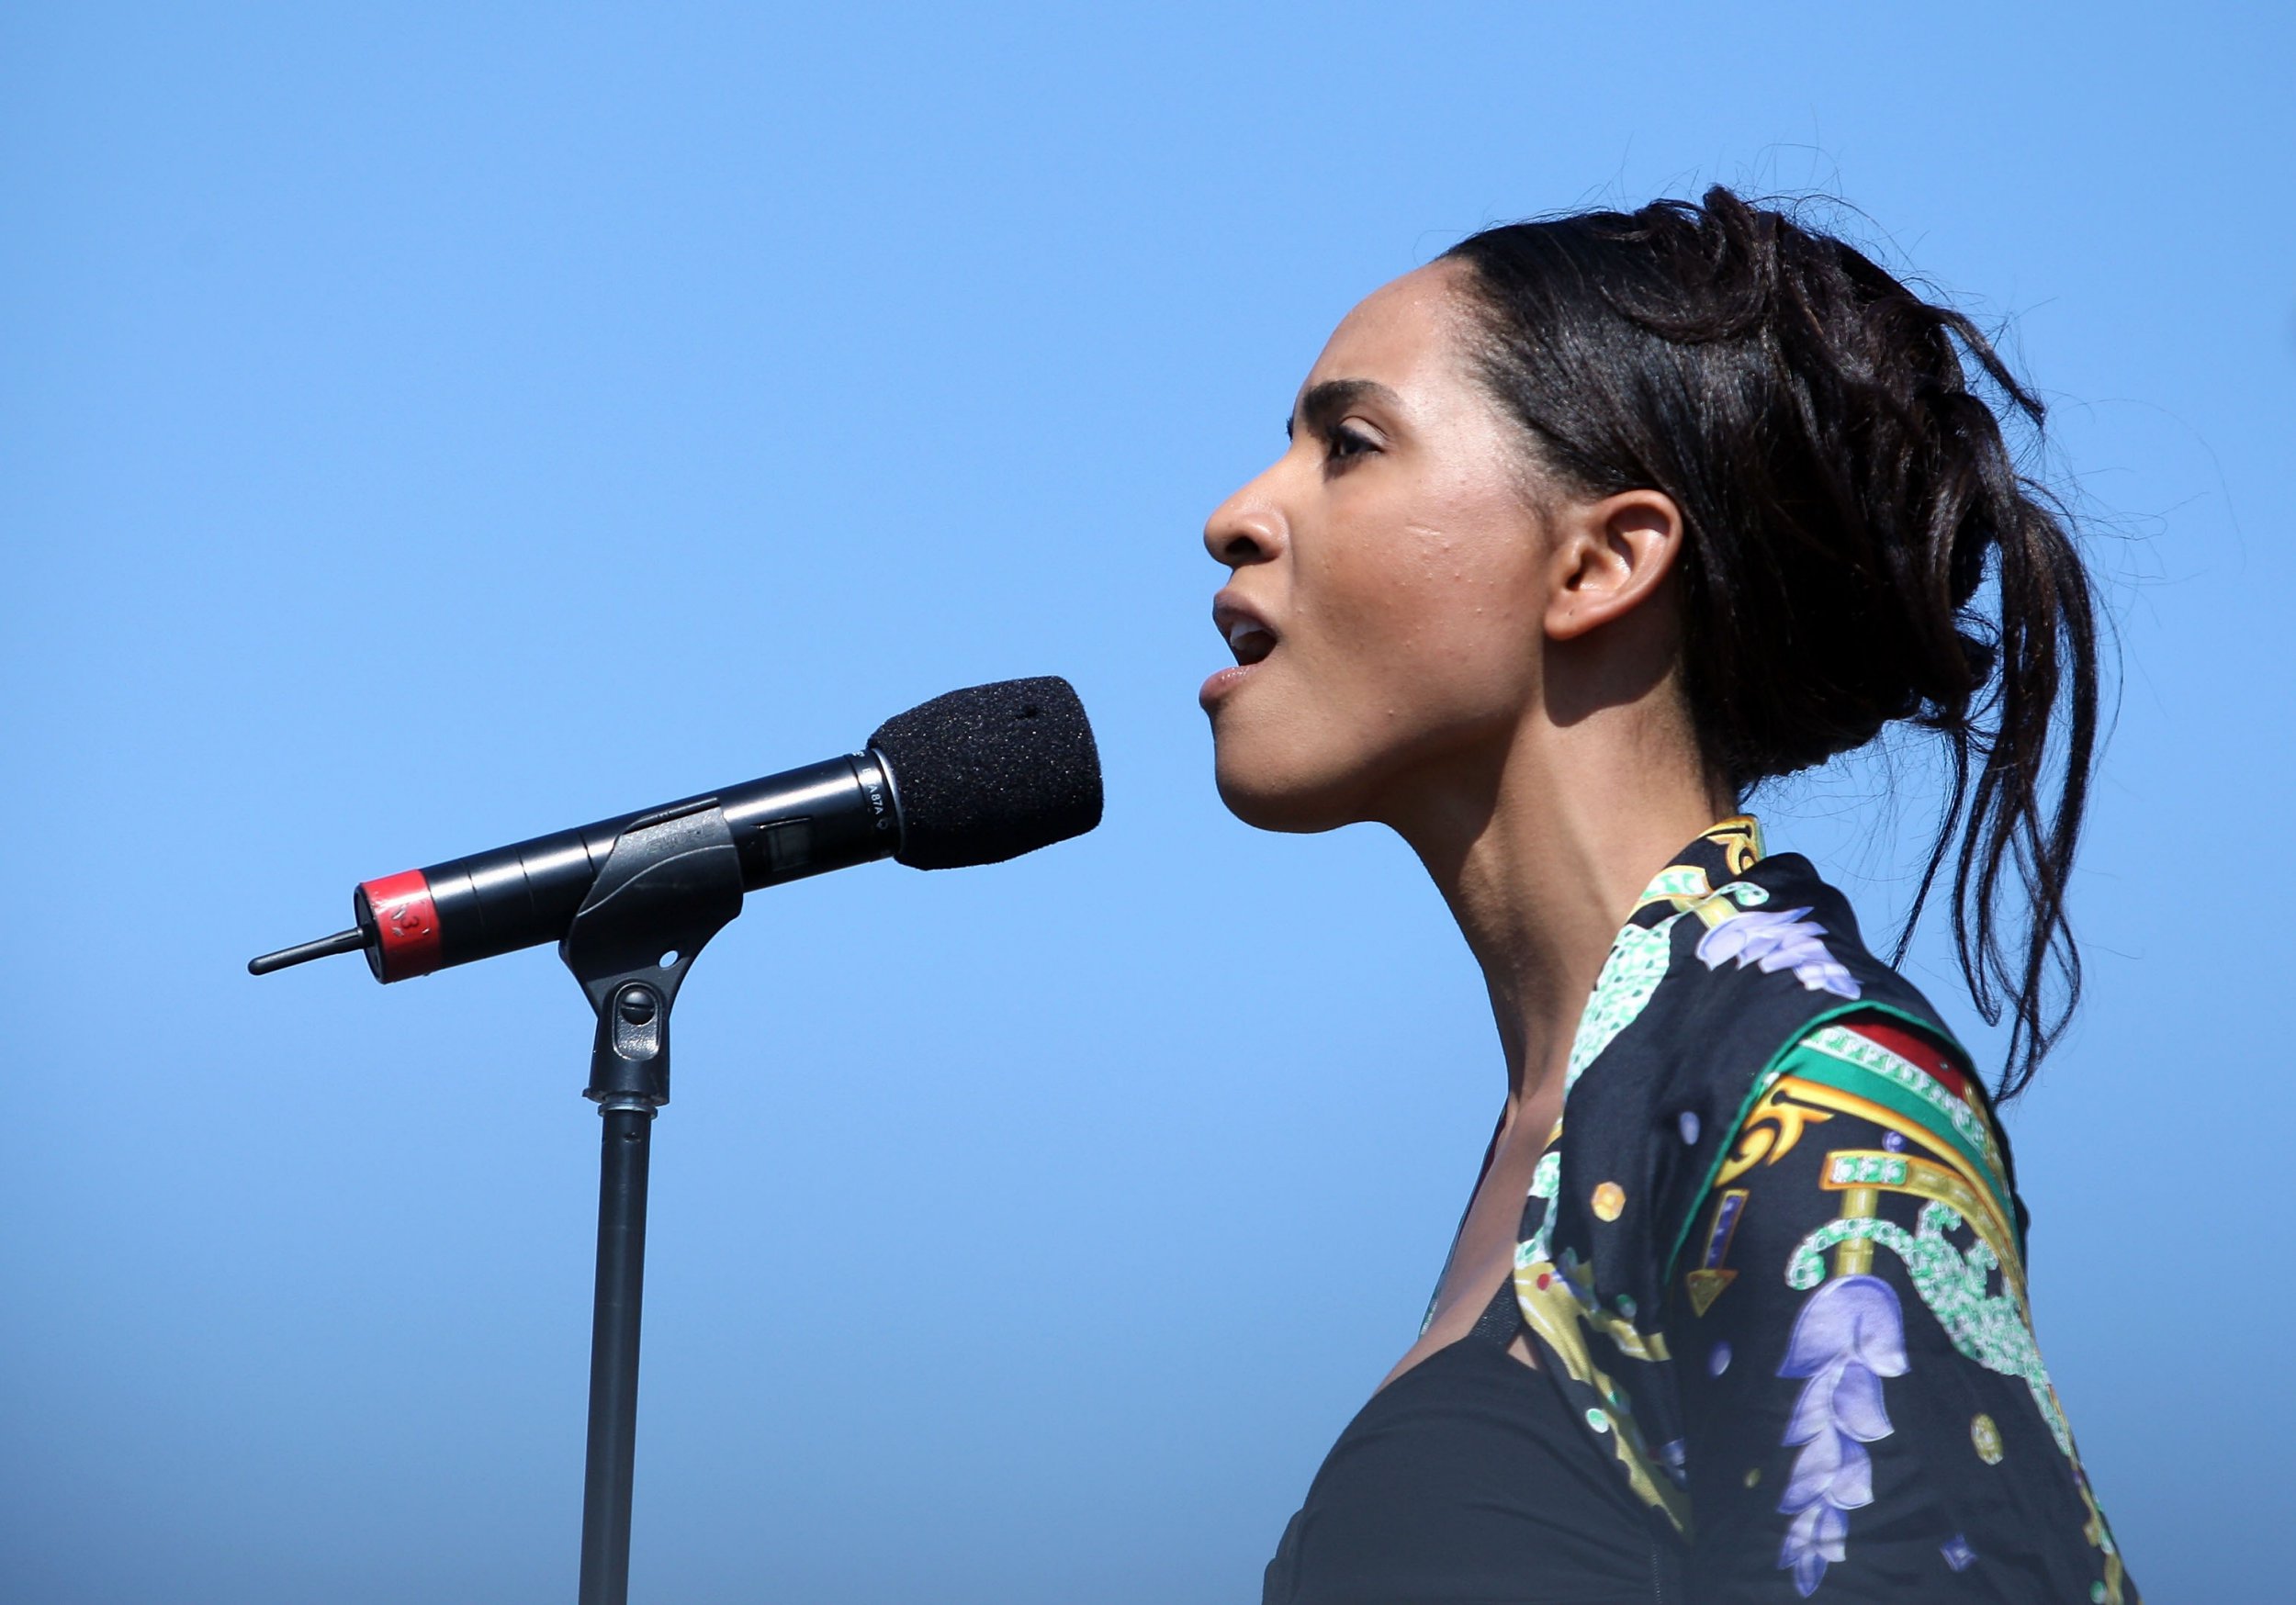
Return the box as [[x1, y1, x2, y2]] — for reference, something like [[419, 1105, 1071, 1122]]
[[1579, 845, 1960, 1114], [1674, 1014, 2131, 1602], [1716, 1010, 2022, 1268], [1559, 847, 1982, 1258]]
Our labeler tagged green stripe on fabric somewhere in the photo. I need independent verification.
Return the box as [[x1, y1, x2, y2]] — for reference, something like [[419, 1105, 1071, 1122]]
[[1797, 1026, 1999, 1164], [1671, 1005, 2011, 1276], [1663, 999, 1874, 1280], [1779, 1040, 2014, 1229]]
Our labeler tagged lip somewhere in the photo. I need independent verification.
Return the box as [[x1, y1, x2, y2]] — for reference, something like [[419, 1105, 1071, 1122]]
[[1202, 590, 1279, 711], [1199, 662, 1255, 709]]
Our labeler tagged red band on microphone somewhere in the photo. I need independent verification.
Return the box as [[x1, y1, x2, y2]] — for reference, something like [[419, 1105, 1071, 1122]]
[[360, 869, 442, 982]]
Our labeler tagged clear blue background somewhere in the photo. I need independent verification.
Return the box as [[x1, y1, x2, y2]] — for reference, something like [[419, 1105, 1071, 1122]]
[[4, 4, 2285, 1599]]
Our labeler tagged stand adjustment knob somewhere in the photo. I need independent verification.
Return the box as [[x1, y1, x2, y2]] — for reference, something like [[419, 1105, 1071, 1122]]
[[609, 984, 663, 1062]]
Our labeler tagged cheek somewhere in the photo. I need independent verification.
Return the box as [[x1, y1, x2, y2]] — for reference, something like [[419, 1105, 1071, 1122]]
[[1206, 442, 1549, 827], [1211, 544, 1536, 830], [1309, 511, 1542, 715]]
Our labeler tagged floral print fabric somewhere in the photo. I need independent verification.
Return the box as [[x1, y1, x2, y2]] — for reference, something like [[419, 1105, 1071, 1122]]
[[1513, 820, 2135, 1601], [1679, 1016, 2133, 1599]]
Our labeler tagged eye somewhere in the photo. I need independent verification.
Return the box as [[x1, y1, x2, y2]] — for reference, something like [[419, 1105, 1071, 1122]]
[[1322, 421, 1381, 469]]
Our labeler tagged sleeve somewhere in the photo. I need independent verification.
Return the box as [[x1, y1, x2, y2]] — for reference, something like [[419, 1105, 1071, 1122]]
[[1671, 1015, 2136, 1605]]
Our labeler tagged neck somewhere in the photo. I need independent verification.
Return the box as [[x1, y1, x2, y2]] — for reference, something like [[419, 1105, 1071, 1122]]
[[1387, 705, 1735, 1117]]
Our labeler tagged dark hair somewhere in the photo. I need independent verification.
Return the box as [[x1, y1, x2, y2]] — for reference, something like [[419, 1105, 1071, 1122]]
[[1443, 187, 2099, 1100]]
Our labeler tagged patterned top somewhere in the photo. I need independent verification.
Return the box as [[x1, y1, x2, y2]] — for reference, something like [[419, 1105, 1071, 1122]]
[[1508, 817, 2135, 1601]]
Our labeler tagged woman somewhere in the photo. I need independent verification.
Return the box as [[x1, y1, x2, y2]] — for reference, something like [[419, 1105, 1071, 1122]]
[[1203, 190, 2134, 1603]]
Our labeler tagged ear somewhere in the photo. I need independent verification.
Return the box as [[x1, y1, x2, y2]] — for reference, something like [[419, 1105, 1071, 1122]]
[[1542, 489, 1684, 641]]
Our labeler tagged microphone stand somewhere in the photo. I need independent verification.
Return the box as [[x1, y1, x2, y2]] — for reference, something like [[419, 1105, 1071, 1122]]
[[555, 799, 746, 1605], [246, 678, 1098, 1603]]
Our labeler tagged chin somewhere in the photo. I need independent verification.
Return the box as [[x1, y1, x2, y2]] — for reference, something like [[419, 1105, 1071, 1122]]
[[1211, 740, 1370, 835]]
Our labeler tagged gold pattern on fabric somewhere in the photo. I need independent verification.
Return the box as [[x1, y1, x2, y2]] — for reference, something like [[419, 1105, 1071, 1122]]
[[1971, 1413, 2004, 1465], [1512, 1259, 1690, 1532], [1818, 1148, 2024, 1302], [1784, 1080, 2026, 1302], [1683, 1266, 1737, 1318], [2080, 1478, 2127, 1604], [1628, 818, 1764, 921], [1705, 815, 1764, 877], [1831, 1184, 1880, 1277], [1589, 1305, 1671, 1364], [1503, 815, 1769, 1540], [1684, 1187, 1749, 1317], [1715, 1078, 1836, 1186]]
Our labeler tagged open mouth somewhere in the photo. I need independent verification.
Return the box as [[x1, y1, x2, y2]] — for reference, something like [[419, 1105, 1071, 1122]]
[[1214, 596, 1279, 666], [1203, 596, 1280, 710], [1225, 615, 1277, 666]]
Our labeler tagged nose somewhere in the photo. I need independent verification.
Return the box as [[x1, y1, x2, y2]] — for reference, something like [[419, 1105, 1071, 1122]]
[[1203, 467, 1286, 570]]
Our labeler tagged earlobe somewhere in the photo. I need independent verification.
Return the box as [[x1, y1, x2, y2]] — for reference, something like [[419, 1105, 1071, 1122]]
[[1543, 490, 1683, 640]]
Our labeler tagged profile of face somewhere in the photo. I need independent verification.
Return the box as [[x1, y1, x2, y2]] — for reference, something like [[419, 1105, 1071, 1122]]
[[1201, 261, 1683, 836]]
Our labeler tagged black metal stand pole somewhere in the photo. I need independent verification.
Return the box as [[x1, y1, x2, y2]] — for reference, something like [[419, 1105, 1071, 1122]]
[[557, 801, 746, 1605], [579, 1101, 655, 1605]]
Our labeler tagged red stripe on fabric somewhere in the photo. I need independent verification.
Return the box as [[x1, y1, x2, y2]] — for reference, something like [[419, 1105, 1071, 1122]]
[[1840, 1016, 1973, 1101]]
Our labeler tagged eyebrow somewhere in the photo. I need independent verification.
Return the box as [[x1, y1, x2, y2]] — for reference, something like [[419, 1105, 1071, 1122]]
[[1287, 377, 1402, 441]]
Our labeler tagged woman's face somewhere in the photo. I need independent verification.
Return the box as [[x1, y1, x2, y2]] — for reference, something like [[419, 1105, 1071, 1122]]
[[1201, 261, 1557, 833]]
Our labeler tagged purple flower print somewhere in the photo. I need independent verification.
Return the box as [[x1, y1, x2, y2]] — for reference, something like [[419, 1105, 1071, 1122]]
[[1776, 1274, 1908, 1596], [1697, 906, 1862, 1000]]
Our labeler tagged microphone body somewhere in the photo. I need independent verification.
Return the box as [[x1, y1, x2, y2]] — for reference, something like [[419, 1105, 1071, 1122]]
[[356, 754, 897, 982], [252, 675, 1102, 984]]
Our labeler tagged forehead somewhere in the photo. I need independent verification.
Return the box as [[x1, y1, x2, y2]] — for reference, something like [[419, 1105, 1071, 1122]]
[[1303, 261, 1475, 394]]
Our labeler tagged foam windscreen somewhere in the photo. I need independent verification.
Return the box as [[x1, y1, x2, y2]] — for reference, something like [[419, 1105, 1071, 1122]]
[[866, 676, 1103, 870]]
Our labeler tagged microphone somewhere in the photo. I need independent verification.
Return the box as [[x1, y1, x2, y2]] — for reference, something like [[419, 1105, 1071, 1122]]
[[249, 676, 1102, 982]]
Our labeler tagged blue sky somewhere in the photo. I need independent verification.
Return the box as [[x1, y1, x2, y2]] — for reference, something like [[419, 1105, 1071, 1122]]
[[4, 4, 2289, 1599]]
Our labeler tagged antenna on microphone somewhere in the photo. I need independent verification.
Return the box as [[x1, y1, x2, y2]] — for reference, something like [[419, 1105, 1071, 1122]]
[[249, 927, 367, 975]]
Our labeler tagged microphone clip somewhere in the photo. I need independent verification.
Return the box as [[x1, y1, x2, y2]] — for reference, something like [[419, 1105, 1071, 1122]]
[[557, 798, 746, 1111]]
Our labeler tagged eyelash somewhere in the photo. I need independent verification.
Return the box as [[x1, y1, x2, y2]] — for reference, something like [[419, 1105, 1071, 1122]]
[[1321, 421, 1379, 468]]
